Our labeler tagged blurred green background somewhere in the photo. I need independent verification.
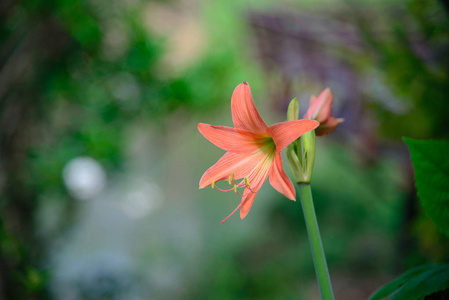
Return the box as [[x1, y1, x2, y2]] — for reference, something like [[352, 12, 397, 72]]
[[1, 0, 449, 299]]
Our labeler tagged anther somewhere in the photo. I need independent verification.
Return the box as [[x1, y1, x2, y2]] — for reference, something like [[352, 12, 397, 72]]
[[233, 184, 237, 193], [211, 180, 215, 189], [228, 175, 232, 185]]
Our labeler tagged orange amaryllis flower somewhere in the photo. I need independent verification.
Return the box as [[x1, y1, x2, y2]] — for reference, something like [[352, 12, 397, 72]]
[[304, 88, 343, 136], [198, 82, 319, 222]]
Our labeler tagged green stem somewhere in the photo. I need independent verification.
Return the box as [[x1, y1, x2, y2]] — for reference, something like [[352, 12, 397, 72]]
[[298, 183, 334, 300]]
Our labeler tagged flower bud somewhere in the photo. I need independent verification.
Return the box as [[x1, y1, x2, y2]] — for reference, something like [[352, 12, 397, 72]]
[[287, 97, 300, 121], [304, 88, 343, 136]]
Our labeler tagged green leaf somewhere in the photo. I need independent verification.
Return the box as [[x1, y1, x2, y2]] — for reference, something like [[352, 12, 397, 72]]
[[391, 264, 449, 300], [368, 265, 435, 300], [404, 137, 449, 237]]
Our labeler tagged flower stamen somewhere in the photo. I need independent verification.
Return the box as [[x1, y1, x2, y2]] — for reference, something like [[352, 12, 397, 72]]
[[214, 186, 236, 192], [210, 174, 260, 221], [221, 201, 242, 224]]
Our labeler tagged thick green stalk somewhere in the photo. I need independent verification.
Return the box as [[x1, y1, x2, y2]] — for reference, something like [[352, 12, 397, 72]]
[[298, 183, 334, 300]]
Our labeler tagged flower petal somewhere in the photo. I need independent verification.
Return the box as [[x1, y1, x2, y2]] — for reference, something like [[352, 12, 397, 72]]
[[269, 120, 319, 153], [199, 152, 265, 189], [240, 191, 256, 219], [269, 153, 295, 200], [231, 82, 269, 134], [239, 149, 275, 219], [198, 123, 264, 154], [304, 88, 333, 122], [315, 117, 340, 136]]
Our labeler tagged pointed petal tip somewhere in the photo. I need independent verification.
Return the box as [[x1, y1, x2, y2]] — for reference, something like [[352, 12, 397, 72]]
[[320, 88, 333, 106], [270, 119, 320, 153], [199, 173, 210, 189], [281, 190, 296, 200], [321, 88, 332, 97], [235, 82, 249, 89], [239, 192, 256, 220], [197, 123, 210, 140], [231, 81, 269, 133], [315, 117, 340, 136], [197, 122, 209, 135], [197, 122, 208, 132]]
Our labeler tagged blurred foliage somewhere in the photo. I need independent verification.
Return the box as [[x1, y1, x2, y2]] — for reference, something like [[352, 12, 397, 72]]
[[0, 0, 260, 298], [354, 0, 449, 140], [351, 0, 449, 267]]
